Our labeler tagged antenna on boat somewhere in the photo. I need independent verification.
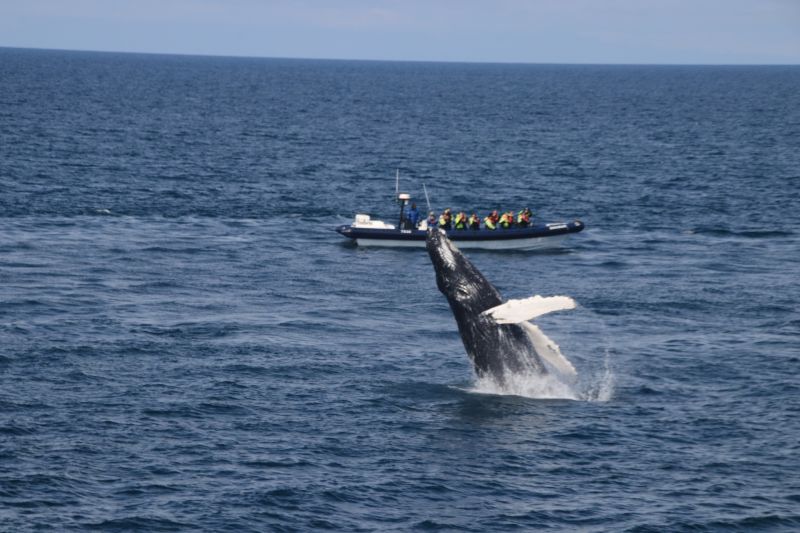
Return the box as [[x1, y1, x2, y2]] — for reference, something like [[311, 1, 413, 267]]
[[395, 168, 400, 199], [422, 183, 432, 213]]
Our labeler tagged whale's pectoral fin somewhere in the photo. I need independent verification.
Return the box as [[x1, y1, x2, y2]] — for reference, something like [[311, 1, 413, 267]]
[[521, 322, 577, 376], [482, 295, 576, 324]]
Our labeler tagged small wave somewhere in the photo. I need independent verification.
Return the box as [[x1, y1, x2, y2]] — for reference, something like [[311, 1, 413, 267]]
[[636, 385, 662, 395], [132, 322, 240, 339], [250, 487, 306, 510], [414, 519, 463, 530], [141, 401, 250, 418], [242, 458, 311, 469], [113, 483, 183, 497], [738, 229, 794, 238], [691, 227, 794, 238], [222, 363, 270, 375], [0, 423, 36, 436], [85, 516, 194, 531], [696, 514, 800, 530], [139, 245, 208, 254]]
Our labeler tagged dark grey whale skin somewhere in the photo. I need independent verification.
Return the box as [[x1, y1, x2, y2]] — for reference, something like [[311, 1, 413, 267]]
[[426, 229, 546, 380]]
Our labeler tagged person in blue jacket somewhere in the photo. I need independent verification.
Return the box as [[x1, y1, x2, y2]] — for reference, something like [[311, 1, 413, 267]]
[[406, 203, 420, 228]]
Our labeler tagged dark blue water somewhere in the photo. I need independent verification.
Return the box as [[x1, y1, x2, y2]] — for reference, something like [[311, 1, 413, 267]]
[[2, 48, 799, 531]]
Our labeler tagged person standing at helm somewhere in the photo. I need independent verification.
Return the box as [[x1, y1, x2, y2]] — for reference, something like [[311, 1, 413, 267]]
[[406, 203, 420, 228]]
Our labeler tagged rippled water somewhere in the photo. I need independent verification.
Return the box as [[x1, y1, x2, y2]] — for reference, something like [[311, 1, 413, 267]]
[[1, 48, 799, 531]]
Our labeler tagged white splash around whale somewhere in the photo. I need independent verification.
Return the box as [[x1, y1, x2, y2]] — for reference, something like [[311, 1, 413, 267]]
[[467, 307, 616, 402]]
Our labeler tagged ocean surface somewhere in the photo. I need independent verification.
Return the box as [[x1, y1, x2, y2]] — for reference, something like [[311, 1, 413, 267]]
[[1, 47, 799, 531]]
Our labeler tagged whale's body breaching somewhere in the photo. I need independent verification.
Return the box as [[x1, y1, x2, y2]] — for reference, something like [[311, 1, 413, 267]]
[[426, 228, 577, 385]]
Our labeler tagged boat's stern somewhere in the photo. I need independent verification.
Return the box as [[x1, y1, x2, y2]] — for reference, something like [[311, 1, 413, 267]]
[[336, 213, 399, 242]]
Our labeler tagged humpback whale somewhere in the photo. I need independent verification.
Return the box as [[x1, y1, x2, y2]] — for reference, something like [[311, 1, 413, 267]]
[[426, 228, 577, 383]]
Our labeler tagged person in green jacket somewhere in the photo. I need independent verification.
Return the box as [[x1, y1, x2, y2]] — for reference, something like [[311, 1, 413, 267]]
[[484, 210, 499, 230], [438, 208, 453, 230], [454, 212, 467, 230]]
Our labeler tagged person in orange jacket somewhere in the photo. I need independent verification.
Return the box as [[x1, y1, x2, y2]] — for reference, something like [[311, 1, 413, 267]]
[[499, 211, 514, 229]]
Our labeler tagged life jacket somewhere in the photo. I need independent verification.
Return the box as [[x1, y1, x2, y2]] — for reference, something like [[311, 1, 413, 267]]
[[484, 216, 497, 230], [517, 211, 530, 227], [438, 214, 452, 229], [468, 215, 480, 229], [454, 213, 467, 229], [499, 213, 512, 229]]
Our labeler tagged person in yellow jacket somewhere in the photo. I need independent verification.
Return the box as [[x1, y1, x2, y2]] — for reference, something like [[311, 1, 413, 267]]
[[484, 210, 499, 230], [499, 211, 514, 229], [467, 213, 480, 230], [453, 212, 467, 230], [438, 208, 452, 230]]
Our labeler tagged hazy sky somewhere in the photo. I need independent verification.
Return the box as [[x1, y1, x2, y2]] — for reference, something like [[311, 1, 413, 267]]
[[1, 0, 798, 64]]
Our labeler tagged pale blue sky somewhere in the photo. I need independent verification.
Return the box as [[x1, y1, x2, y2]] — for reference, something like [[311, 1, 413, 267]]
[[1, 0, 798, 64]]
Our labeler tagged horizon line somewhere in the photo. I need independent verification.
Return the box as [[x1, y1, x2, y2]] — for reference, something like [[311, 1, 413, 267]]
[[2, 45, 799, 68]]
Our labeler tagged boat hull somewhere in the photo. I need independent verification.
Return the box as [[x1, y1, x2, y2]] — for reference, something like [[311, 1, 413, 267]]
[[336, 221, 584, 251]]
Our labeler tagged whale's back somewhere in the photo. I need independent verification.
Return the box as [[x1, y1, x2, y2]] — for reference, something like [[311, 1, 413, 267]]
[[452, 311, 547, 380], [427, 229, 548, 381]]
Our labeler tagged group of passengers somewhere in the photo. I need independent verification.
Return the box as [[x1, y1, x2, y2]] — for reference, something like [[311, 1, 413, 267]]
[[407, 205, 532, 231]]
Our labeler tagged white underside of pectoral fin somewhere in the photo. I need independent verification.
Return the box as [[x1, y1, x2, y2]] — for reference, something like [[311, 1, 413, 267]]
[[482, 295, 576, 324], [521, 322, 577, 376]]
